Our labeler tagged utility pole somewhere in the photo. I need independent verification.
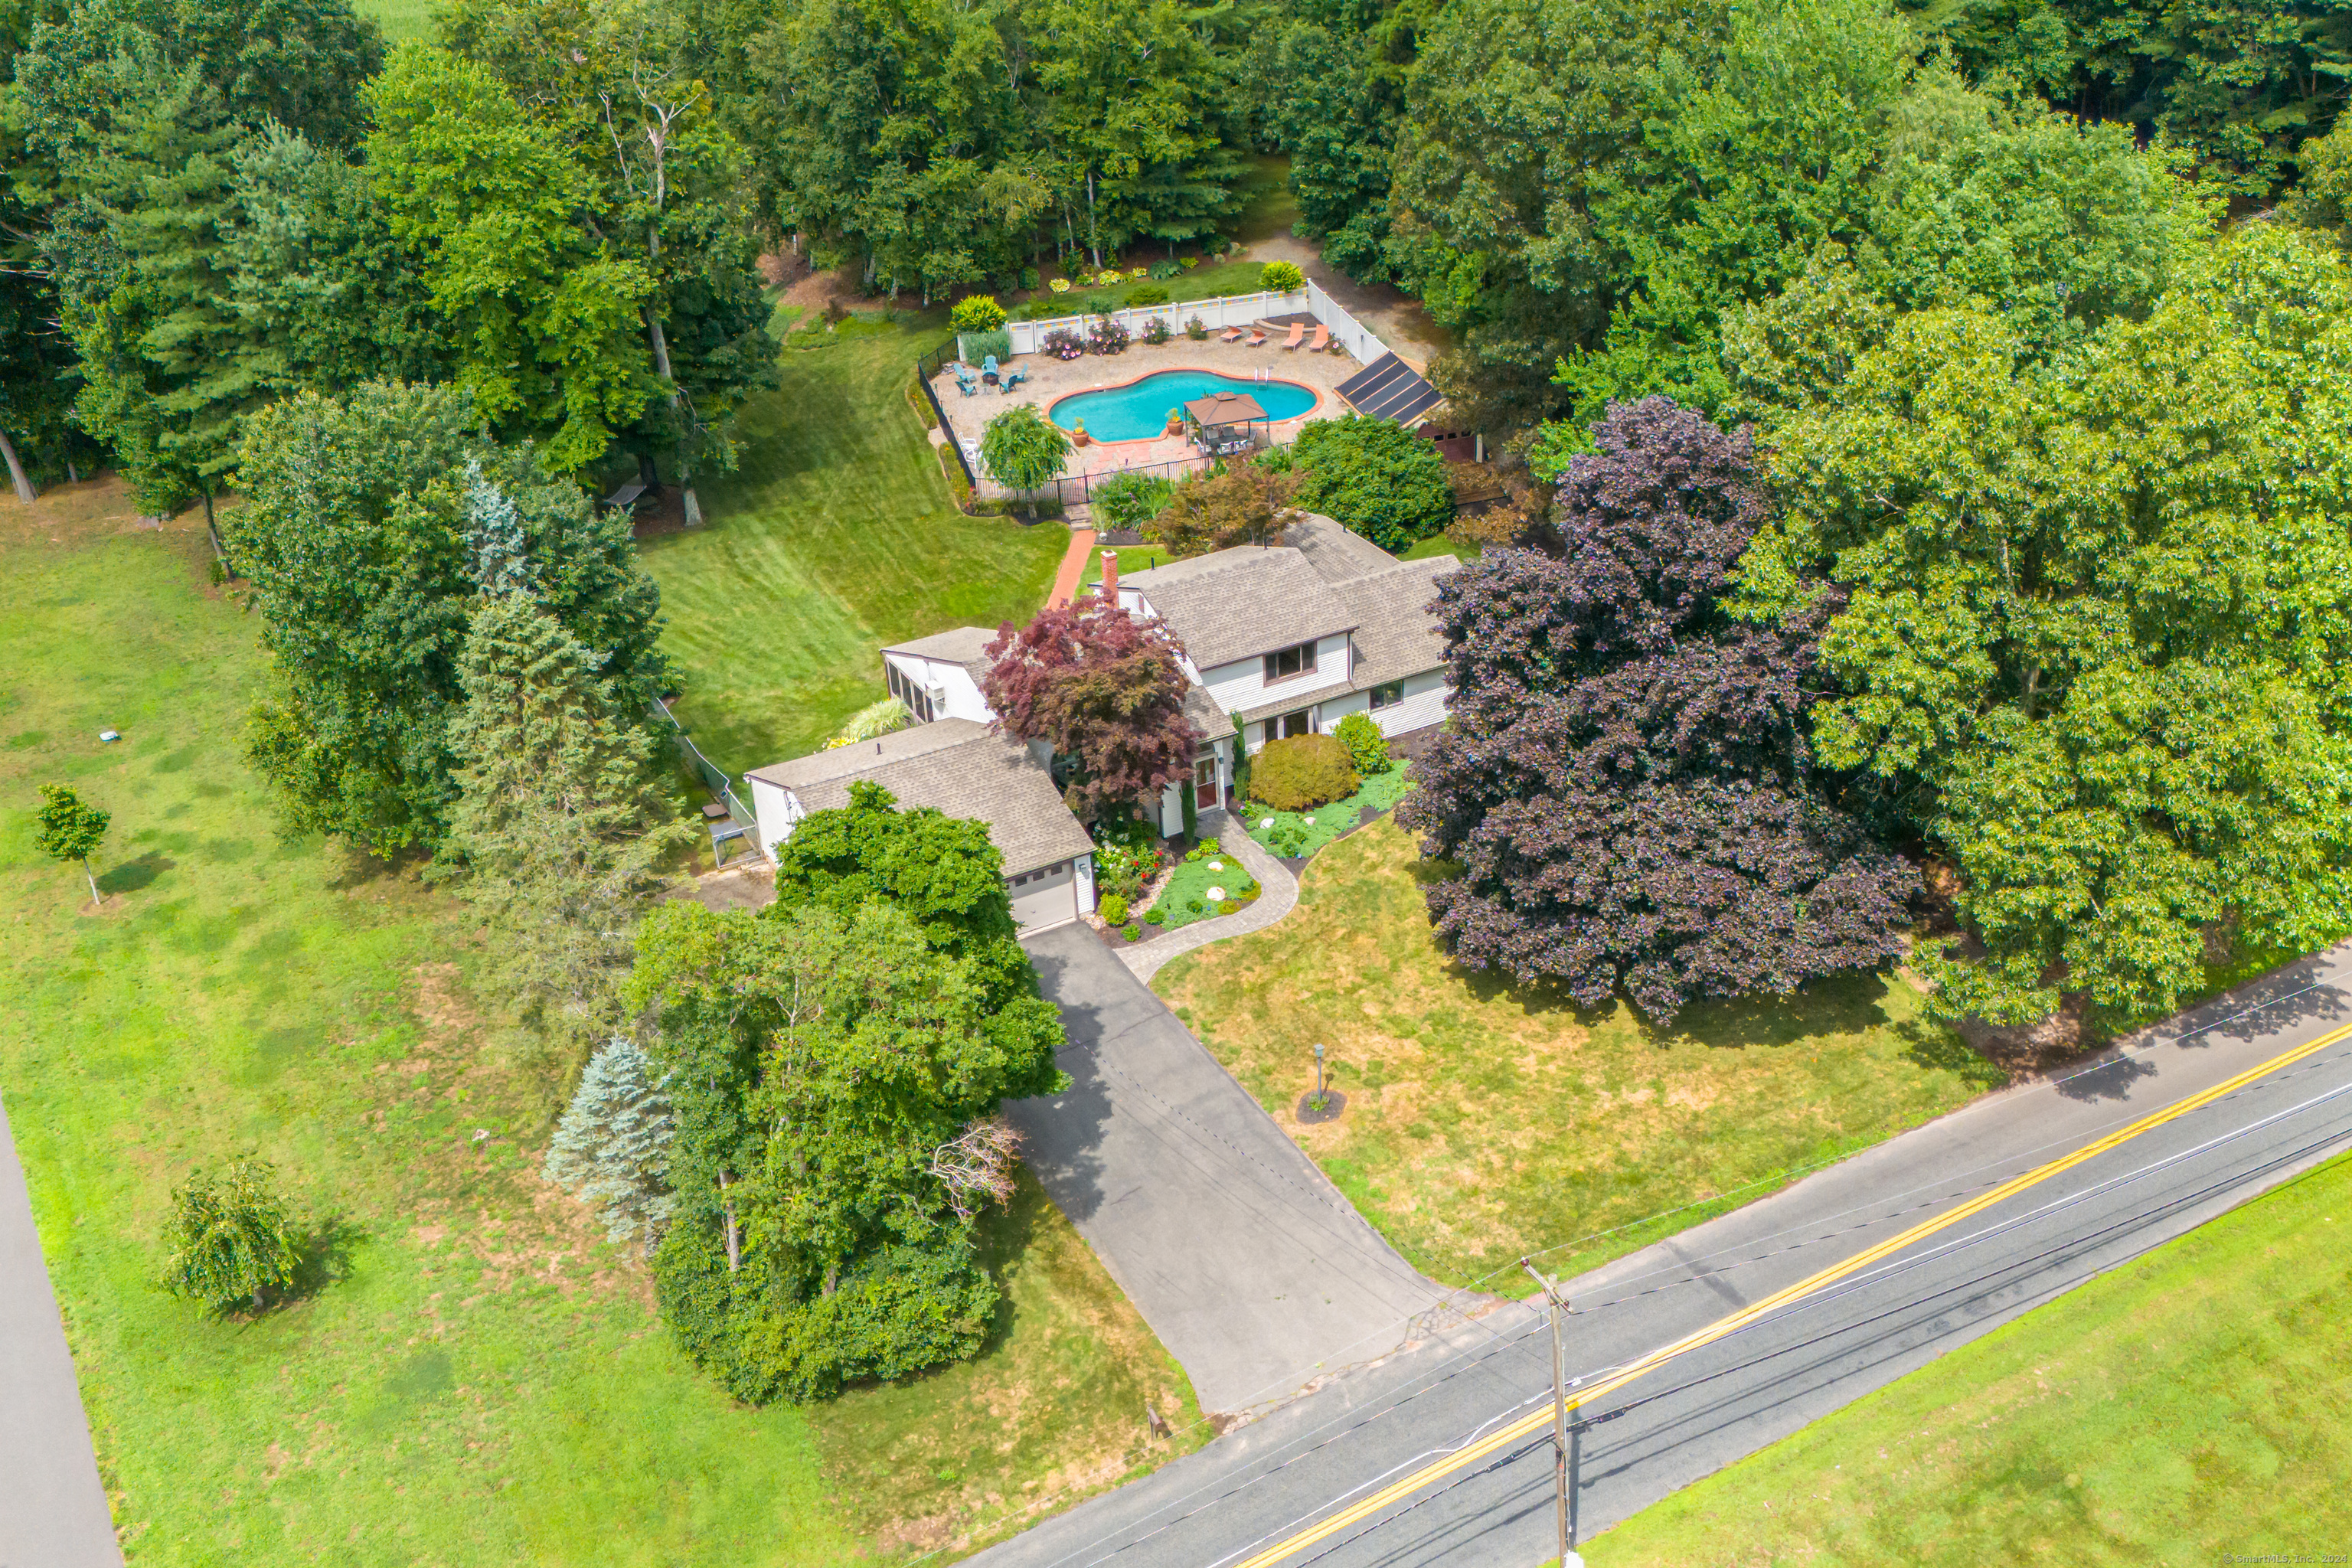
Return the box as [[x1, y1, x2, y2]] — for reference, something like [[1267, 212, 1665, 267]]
[[1521, 1258, 1579, 1568]]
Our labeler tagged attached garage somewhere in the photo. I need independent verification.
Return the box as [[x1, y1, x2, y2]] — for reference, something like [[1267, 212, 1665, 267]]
[[1008, 858, 1080, 932]]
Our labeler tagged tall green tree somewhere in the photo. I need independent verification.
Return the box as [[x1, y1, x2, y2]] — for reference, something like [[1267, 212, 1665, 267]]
[[364, 46, 655, 475], [631, 898, 1049, 1403], [436, 588, 693, 1060], [1740, 224, 2352, 1029], [229, 383, 667, 854], [435, 0, 775, 517]]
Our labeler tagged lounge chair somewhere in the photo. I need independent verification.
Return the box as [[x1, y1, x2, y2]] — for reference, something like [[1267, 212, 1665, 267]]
[[1002, 367, 1027, 390], [1308, 324, 1329, 351], [954, 371, 978, 397], [1281, 322, 1304, 350], [1244, 330, 1268, 348], [1220, 326, 1246, 343]]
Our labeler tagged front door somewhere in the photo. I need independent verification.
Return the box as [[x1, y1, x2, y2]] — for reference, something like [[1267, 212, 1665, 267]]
[[1195, 754, 1221, 810]]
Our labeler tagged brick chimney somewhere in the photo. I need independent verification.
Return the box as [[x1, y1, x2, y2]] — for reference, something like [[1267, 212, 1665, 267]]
[[1099, 548, 1119, 605]]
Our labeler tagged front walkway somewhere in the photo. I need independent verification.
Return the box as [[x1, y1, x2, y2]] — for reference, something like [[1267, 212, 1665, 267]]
[[1004, 923, 1454, 1415], [1119, 817, 1297, 985]]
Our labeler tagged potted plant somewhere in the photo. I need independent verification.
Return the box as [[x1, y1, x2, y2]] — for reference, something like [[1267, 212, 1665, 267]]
[[1165, 407, 1183, 436], [1073, 419, 1093, 447]]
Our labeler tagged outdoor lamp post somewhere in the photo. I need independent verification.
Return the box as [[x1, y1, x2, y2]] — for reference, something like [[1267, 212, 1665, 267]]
[[1313, 1042, 1325, 1099]]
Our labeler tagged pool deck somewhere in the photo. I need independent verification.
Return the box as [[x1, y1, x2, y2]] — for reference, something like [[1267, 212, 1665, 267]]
[[932, 330, 1362, 497]]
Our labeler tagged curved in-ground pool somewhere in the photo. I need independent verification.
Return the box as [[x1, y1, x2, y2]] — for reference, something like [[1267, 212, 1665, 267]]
[[1047, 369, 1318, 442]]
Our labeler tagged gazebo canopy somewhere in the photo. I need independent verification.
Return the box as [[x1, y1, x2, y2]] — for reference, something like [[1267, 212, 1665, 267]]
[[1185, 390, 1266, 427]]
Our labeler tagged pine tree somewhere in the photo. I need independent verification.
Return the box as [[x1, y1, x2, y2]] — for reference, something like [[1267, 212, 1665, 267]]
[[438, 592, 691, 1058], [544, 1036, 676, 1247], [463, 459, 531, 593]]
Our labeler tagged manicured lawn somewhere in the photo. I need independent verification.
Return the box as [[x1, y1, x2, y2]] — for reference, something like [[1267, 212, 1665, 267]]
[[640, 309, 1067, 775], [1593, 1152, 2352, 1565], [0, 488, 1199, 1563], [1145, 848, 1259, 932], [1239, 766, 1416, 861], [1153, 818, 2005, 1291], [353, 0, 436, 42]]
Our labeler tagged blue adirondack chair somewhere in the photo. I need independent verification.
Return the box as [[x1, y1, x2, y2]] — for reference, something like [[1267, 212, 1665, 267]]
[[981, 354, 1001, 390], [955, 368, 978, 397]]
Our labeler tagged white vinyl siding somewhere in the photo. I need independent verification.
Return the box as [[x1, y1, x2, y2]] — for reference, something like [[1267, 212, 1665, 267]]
[[1367, 668, 1449, 738], [748, 776, 804, 861], [881, 652, 994, 724]]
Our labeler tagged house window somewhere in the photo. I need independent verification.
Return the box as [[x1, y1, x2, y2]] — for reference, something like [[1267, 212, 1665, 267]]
[[1263, 709, 1314, 748], [886, 662, 935, 723], [1263, 641, 1318, 683], [1369, 681, 1405, 710]]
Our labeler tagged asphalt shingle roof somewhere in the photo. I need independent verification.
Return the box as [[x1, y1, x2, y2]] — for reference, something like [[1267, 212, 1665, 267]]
[[1282, 514, 1402, 584], [746, 718, 1090, 876], [880, 625, 1004, 686], [1334, 558, 1458, 688], [1122, 548, 1357, 669]]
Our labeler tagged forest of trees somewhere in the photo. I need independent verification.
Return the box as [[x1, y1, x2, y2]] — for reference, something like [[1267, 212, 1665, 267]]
[[10, 0, 2352, 501]]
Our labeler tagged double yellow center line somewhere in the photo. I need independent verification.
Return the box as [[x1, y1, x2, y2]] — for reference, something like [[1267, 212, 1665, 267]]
[[1233, 1018, 2352, 1568]]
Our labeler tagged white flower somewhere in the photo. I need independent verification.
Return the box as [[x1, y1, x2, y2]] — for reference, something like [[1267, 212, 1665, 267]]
[[1207, 886, 1227, 902]]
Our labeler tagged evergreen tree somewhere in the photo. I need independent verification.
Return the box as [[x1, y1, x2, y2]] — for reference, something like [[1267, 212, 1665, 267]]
[[544, 1035, 676, 1249], [463, 459, 531, 593], [437, 591, 691, 1060], [230, 383, 668, 854]]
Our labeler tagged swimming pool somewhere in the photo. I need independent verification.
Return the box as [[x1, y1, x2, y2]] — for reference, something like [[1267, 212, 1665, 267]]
[[1047, 370, 1318, 442]]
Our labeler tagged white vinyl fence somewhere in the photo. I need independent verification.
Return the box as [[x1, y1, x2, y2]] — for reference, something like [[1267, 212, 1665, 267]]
[[995, 285, 1393, 366]]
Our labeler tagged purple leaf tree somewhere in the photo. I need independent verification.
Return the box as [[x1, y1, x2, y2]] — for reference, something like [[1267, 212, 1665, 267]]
[[1396, 397, 1915, 1023]]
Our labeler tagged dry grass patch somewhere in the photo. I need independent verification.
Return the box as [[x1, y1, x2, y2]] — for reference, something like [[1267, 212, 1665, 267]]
[[1156, 819, 2004, 1289]]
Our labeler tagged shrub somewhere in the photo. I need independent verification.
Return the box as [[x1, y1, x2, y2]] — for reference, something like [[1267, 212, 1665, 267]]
[[1049, 276, 1072, 292], [1020, 266, 1040, 290], [960, 328, 1011, 363], [1145, 905, 1167, 925], [951, 295, 1008, 332], [1261, 261, 1306, 291], [1333, 710, 1394, 776], [1291, 414, 1455, 553], [1144, 317, 1172, 345], [1185, 315, 1208, 340], [1187, 897, 1204, 913], [1043, 327, 1085, 360], [1120, 922, 1142, 940], [1099, 893, 1129, 926], [1092, 815, 1168, 900], [1149, 260, 1182, 279], [1126, 283, 1171, 305], [1083, 294, 1116, 316], [160, 1155, 302, 1315], [1093, 471, 1174, 533], [1252, 734, 1358, 810], [1096, 269, 1123, 284], [1086, 315, 1132, 354]]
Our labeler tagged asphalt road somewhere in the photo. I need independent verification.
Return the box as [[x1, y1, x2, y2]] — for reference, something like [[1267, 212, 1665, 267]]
[[973, 942, 2352, 1568], [0, 1095, 123, 1568]]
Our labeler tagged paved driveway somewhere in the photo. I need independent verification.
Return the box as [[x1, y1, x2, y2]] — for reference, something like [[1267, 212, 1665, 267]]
[[1006, 923, 1455, 1415], [1, 1095, 123, 1567]]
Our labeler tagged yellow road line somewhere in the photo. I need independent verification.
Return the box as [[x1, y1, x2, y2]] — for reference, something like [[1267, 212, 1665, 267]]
[[1233, 1018, 2352, 1568]]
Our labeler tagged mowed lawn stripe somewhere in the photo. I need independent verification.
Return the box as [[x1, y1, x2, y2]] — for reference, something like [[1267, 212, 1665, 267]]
[[642, 314, 1065, 773]]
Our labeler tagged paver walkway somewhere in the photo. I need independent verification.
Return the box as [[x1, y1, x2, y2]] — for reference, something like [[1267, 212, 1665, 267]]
[[1005, 923, 1454, 1415], [0, 1095, 123, 1566], [1044, 524, 1095, 609], [1119, 815, 1297, 984]]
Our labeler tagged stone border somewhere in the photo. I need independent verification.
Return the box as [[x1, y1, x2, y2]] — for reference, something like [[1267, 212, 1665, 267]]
[[1117, 819, 1298, 982]]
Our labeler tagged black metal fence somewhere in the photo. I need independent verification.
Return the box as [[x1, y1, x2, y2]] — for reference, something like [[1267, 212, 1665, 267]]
[[915, 339, 976, 490]]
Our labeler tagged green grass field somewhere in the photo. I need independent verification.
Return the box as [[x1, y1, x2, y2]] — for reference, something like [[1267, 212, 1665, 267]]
[[0, 488, 1199, 1563], [1595, 1152, 2352, 1564], [354, 0, 436, 44], [1155, 819, 2007, 1290], [640, 310, 1066, 775]]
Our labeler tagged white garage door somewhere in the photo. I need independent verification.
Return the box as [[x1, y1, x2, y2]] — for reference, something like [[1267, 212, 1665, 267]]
[[1008, 860, 1077, 932]]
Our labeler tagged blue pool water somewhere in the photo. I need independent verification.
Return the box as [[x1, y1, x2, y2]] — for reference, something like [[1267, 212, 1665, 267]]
[[1047, 370, 1318, 441]]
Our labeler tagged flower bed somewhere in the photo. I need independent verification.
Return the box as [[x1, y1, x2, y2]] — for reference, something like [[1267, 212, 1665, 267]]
[[1138, 841, 1259, 932], [1243, 766, 1415, 860]]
